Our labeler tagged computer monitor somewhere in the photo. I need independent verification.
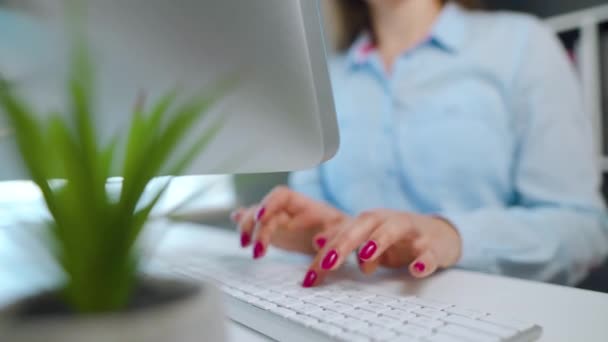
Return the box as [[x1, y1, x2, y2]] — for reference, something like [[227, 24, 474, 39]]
[[0, 0, 339, 180]]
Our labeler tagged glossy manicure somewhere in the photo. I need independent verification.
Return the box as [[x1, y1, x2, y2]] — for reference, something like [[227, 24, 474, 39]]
[[302, 270, 317, 288], [253, 241, 265, 259], [414, 261, 426, 273], [255, 207, 266, 222], [240, 232, 251, 247], [358, 240, 377, 260], [315, 237, 327, 249], [321, 250, 339, 270]]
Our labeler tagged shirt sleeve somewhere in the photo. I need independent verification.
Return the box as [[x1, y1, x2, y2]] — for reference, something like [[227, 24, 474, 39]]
[[288, 168, 327, 203], [442, 20, 608, 286]]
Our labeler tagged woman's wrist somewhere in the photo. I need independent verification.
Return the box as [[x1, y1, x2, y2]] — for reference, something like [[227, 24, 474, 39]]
[[430, 216, 462, 268]]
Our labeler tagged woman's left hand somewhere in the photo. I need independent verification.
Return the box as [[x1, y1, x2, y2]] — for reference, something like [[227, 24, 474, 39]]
[[301, 209, 462, 287]]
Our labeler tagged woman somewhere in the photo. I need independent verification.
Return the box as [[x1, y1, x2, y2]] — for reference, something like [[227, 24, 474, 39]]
[[233, 0, 608, 288]]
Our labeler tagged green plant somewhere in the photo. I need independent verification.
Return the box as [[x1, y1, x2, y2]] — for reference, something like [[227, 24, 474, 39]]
[[0, 15, 230, 313]]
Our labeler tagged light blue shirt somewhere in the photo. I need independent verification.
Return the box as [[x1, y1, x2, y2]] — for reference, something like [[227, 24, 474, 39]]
[[290, 3, 608, 285]]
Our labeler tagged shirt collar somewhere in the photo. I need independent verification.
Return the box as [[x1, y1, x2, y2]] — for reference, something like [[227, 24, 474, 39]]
[[346, 2, 467, 68], [431, 1, 468, 53]]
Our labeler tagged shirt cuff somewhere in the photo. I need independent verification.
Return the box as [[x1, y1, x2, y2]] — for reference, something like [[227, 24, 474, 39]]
[[437, 211, 494, 273]]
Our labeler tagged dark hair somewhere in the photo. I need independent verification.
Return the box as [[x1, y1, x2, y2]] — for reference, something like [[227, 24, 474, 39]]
[[332, 0, 482, 51]]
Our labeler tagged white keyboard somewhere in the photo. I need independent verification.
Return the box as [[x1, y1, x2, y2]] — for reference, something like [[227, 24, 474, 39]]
[[161, 255, 542, 342]]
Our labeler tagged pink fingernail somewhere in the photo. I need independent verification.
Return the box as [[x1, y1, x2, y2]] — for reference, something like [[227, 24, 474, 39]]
[[315, 237, 327, 249], [358, 240, 377, 260], [302, 270, 317, 288], [255, 207, 266, 222], [253, 241, 264, 259], [414, 262, 426, 273], [321, 250, 338, 270], [240, 232, 251, 247]]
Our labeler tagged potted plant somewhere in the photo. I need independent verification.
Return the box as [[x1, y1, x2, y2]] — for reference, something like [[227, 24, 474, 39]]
[[0, 5, 231, 342]]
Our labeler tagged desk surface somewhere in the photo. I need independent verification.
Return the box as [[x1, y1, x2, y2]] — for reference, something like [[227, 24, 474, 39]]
[[157, 224, 608, 342], [3, 222, 608, 342]]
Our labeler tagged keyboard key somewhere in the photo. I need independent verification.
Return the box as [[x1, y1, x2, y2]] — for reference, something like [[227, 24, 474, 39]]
[[362, 325, 398, 340], [423, 332, 470, 342], [343, 291, 377, 300], [254, 300, 278, 311], [370, 314, 403, 328], [392, 324, 434, 338], [305, 296, 334, 306], [285, 289, 318, 300], [268, 306, 297, 318], [313, 289, 338, 298], [331, 294, 356, 302], [335, 299, 357, 307], [368, 295, 398, 305], [414, 307, 449, 318], [405, 297, 453, 310], [357, 302, 391, 314], [445, 306, 486, 319], [387, 301, 422, 312], [442, 315, 517, 338], [345, 308, 380, 321], [290, 314, 320, 327], [310, 322, 344, 337], [274, 296, 304, 308], [264, 292, 288, 301], [438, 324, 501, 342], [323, 302, 355, 314], [341, 297, 372, 307], [335, 331, 373, 342], [481, 314, 535, 331], [332, 316, 366, 329], [290, 302, 324, 314], [383, 309, 416, 321], [408, 315, 446, 330], [240, 285, 263, 294], [308, 309, 343, 322], [349, 322, 374, 334]]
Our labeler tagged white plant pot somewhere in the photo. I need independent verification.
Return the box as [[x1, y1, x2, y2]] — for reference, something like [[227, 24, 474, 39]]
[[0, 277, 226, 342]]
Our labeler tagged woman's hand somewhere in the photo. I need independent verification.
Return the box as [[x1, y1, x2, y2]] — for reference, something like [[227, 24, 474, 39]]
[[301, 209, 462, 287], [231, 186, 348, 258]]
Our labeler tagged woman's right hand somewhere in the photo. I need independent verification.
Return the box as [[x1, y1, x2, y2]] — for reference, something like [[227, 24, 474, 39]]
[[231, 186, 348, 259]]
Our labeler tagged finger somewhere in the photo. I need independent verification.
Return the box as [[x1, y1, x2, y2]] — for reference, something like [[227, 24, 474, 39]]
[[288, 210, 329, 232], [311, 228, 340, 252], [256, 186, 330, 227], [230, 207, 247, 224], [409, 249, 439, 278], [357, 215, 418, 263], [301, 218, 356, 288], [238, 206, 258, 248], [251, 212, 290, 260], [319, 212, 383, 272], [358, 255, 380, 275], [301, 245, 331, 288], [254, 186, 299, 224]]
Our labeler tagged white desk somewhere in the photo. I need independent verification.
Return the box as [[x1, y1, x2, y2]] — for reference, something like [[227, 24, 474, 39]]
[[154, 224, 608, 342], [3, 222, 608, 342]]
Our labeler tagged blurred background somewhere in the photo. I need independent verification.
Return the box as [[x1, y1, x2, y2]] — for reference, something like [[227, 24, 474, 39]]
[[2, 0, 608, 228]]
